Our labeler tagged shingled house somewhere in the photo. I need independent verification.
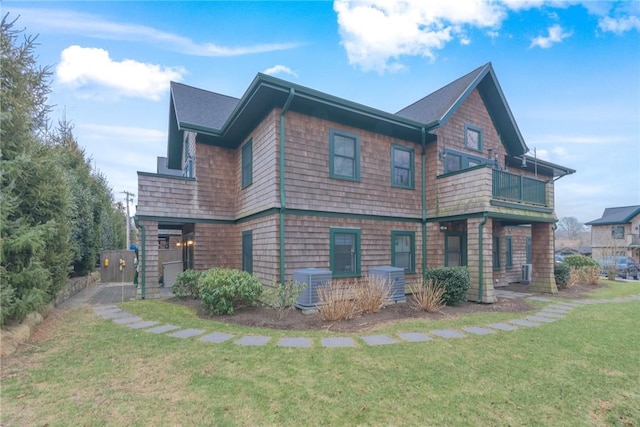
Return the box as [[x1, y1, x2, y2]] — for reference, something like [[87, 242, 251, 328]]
[[135, 63, 574, 302], [586, 205, 640, 262]]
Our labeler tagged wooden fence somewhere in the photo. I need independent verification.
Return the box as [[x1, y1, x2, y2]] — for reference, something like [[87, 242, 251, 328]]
[[100, 250, 136, 283]]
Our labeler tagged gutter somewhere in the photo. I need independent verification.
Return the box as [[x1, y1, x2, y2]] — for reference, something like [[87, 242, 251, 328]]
[[133, 216, 146, 299], [279, 88, 295, 284], [421, 127, 427, 278], [477, 213, 489, 303]]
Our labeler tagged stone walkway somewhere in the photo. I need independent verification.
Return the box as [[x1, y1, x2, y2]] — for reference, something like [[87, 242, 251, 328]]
[[90, 291, 640, 349]]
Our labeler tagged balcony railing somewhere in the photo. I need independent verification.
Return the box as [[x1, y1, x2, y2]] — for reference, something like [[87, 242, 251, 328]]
[[492, 170, 547, 206]]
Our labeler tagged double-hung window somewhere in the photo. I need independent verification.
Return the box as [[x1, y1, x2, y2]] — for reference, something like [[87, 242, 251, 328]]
[[241, 139, 253, 188], [330, 228, 361, 277], [611, 225, 624, 239], [330, 130, 360, 181], [391, 231, 415, 272], [391, 145, 414, 189]]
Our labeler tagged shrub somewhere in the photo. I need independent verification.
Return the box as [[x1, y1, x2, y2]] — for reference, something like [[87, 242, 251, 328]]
[[409, 278, 445, 312], [554, 263, 571, 289], [424, 267, 470, 305], [354, 275, 392, 314], [569, 266, 600, 286], [262, 280, 306, 320], [316, 280, 359, 321], [172, 269, 201, 298], [197, 268, 263, 315], [563, 254, 599, 268]]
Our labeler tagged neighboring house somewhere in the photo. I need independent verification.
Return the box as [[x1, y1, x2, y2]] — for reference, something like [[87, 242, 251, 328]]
[[135, 62, 574, 302], [586, 205, 640, 262]]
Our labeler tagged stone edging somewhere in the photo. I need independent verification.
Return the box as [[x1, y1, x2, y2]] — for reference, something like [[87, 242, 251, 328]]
[[93, 294, 640, 349]]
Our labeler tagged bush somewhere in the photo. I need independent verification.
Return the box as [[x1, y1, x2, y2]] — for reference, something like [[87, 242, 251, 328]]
[[262, 280, 306, 320], [197, 268, 263, 315], [316, 280, 359, 321], [172, 269, 201, 298], [554, 263, 571, 289], [563, 254, 599, 268], [354, 275, 392, 314], [424, 267, 470, 305], [569, 266, 600, 286], [409, 278, 445, 312]]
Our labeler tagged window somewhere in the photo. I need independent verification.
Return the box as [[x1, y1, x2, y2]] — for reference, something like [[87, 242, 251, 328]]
[[391, 231, 415, 272], [330, 130, 360, 181], [492, 236, 501, 270], [526, 236, 532, 264], [242, 230, 253, 273], [445, 233, 466, 267], [391, 146, 414, 189], [505, 236, 513, 268], [330, 228, 360, 277], [241, 139, 253, 188], [444, 148, 489, 173], [465, 124, 482, 151], [611, 225, 624, 239]]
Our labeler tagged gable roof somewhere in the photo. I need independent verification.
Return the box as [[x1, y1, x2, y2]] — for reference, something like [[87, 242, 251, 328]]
[[171, 82, 240, 131], [585, 205, 640, 226], [396, 62, 528, 157]]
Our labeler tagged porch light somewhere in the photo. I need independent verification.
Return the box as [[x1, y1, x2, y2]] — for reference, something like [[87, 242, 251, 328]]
[[176, 242, 181, 247], [187, 240, 194, 246], [439, 225, 448, 232]]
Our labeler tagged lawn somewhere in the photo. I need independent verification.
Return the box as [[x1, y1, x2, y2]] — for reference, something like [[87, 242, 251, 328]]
[[1, 280, 639, 426]]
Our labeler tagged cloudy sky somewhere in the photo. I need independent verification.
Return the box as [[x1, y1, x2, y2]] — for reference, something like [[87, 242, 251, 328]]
[[4, 1, 639, 224]]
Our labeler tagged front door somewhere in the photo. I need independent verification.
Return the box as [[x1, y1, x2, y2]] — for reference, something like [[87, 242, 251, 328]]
[[445, 233, 467, 267]]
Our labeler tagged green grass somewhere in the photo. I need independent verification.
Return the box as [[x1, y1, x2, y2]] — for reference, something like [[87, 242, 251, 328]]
[[1, 281, 639, 426]]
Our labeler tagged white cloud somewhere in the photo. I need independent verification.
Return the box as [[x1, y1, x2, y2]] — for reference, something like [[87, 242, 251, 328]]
[[529, 24, 572, 48], [598, 16, 640, 34], [333, 0, 506, 73], [56, 46, 185, 101], [263, 65, 299, 78], [9, 7, 299, 56]]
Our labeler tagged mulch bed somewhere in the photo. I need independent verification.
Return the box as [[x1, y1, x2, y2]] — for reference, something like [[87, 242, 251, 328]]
[[167, 283, 605, 333]]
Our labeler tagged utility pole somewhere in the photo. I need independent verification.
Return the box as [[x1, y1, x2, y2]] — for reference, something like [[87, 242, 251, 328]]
[[121, 191, 135, 249]]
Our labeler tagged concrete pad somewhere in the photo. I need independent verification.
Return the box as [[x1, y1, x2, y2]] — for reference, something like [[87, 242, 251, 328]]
[[486, 323, 519, 331], [101, 311, 133, 319], [169, 329, 205, 339], [112, 316, 142, 324], [527, 297, 554, 302], [431, 329, 466, 339], [235, 336, 271, 346], [126, 320, 158, 329], [277, 337, 312, 348], [536, 311, 565, 319], [463, 326, 496, 335], [146, 325, 181, 334], [397, 332, 433, 343], [199, 332, 234, 343], [321, 337, 356, 348], [360, 335, 396, 346], [508, 319, 541, 327], [526, 316, 558, 323]]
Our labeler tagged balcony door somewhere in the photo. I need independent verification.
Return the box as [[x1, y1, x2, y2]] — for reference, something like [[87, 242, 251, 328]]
[[445, 232, 467, 267]]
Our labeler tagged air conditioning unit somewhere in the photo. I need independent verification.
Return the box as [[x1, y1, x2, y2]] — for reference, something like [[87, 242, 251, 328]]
[[521, 264, 532, 284]]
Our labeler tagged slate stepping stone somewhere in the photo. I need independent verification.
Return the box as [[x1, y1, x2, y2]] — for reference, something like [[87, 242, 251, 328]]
[[321, 337, 356, 348], [397, 332, 433, 342], [527, 297, 553, 302], [169, 329, 205, 339], [235, 336, 271, 346], [199, 332, 234, 343], [526, 316, 558, 323], [463, 326, 496, 335], [536, 311, 565, 319], [146, 324, 181, 334], [486, 323, 518, 331], [543, 307, 573, 314], [508, 319, 541, 327], [126, 320, 158, 329], [431, 329, 466, 339], [547, 304, 574, 311], [277, 337, 312, 348], [113, 316, 143, 324], [553, 302, 581, 307], [102, 311, 133, 319], [360, 335, 396, 346], [93, 305, 119, 313]]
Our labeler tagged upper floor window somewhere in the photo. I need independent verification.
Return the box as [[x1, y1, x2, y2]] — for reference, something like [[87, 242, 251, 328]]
[[444, 149, 489, 173], [330, 129, 360, 181], [611, 225, 624, 239], [465, 124, 482, 152], [391, 145, 414, 189], [241, 139, 253, 188]]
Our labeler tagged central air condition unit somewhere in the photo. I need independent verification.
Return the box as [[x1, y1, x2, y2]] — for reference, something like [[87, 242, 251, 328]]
[[521, 264, 532, 284], [293, 268, 332, 310]]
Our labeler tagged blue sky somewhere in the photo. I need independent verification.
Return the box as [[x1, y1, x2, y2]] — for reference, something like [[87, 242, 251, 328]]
[[5, 1, 639, 224]]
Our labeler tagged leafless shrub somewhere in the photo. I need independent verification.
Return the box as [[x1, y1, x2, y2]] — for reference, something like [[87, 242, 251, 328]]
[[354, 275, 393, 314], [409, 278, 445, 312], [316, 280, 359, 321], [569, 266, 601, 286]]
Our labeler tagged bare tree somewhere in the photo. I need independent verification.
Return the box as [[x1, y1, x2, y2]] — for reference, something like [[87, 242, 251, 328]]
[[558, 217, 585, 239]]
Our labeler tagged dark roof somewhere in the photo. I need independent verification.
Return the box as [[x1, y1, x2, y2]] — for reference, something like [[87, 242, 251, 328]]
[[586, 205, 640, 225], [170, 82, 239, 131], [396, 62, 528, 157]]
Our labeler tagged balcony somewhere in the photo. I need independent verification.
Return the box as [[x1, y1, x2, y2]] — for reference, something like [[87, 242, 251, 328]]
[[492, 169, 548, 206]]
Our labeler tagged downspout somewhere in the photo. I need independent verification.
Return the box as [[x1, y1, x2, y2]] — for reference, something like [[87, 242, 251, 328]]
[[421, 128, 427, 278], [477, 213, 489, 303], [133, 216, 146, 299], [279, 88, 295, 284]]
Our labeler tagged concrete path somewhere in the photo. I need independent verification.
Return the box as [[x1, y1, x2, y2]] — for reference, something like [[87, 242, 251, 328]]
[[60, 282, 174, 309], [86, 289, 640, 350]]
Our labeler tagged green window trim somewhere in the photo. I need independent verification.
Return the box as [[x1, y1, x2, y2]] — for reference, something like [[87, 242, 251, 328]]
[[330, 228, 361, 278], [464, 123, 483, 152], [242, 230, 253, 273], [241, 139, 253, 188], [505, 235, 513, 268], [391, 145, 415, 189], [492, 235, 501, 270], [329, 129, 360, 182], [525, 236, 532, 264], [611, 225, 624, 239], [444, 148, 491, 173], [391, 230, 415, 273]]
